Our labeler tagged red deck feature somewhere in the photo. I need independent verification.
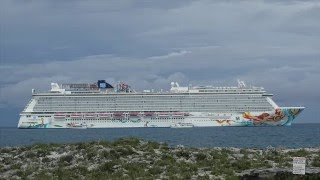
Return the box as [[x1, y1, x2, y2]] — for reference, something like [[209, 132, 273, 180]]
[[54, 114, 66, 118], [71, 114, 82, 117], [158, 113, 169, 117], [98, 113, 112, 117], [129, 113, 139, 116]]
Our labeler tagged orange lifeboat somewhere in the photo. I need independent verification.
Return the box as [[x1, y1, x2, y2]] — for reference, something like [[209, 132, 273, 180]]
[[54, 114, 66, 118], [145, 112, 155, 117], [158, 113, 169, 117], [129, 112, 139, 117], [113, 113, 125, 117], [71, 114, 82, 118], [172, 112, 184, 117], [99, 113, 112, 117], [85, 114, 95, 117]]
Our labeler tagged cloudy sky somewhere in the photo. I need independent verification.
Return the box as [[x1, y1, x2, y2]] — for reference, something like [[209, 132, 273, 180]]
[[1, 0, 319, 126]]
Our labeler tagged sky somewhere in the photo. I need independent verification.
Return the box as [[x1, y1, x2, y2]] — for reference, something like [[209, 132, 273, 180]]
[[0, 0, 319, 127]]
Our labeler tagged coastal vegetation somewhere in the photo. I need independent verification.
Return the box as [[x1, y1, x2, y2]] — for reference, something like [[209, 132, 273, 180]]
[[0, 138, 319, 179]]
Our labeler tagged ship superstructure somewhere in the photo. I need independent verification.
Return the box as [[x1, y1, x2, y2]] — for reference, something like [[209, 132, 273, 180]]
[[18, 80, 304, 128]]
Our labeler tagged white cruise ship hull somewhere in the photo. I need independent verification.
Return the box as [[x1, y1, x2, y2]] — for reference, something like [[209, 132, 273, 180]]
[[18, 107, 304, 129], [18, 80, 305, 128]]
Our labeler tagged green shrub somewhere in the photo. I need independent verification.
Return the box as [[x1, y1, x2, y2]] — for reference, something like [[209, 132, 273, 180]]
[[197, 175, 210, 180], [162, 153, 175, 161], [210, 150, 225, 161], [311, 155, 320, 167], [176, 150, 190, 159], [240, 149, 249, 155], [196, 153, 207, 161], [221, 148, 232, 155], [3, 157, 13, 165], [99, 161, 117, 173], [181, 171, 193, 179], [33, 172, 53, 180], [33, 143, 55, 156], [231, 159, 252, 171], [73, 165, 88, 175], [86, 151, 96, 160], [188, 163, 198, 172], [52, 168, 79, 179], [113, 137, 140, 147], [149, 166, 162, 175], [15, 170, 24, 177], [100, 150, 110, 159], [11, 163, 22, 169], [109, 149, 120, 159], [147, 141, 160, 149], [37, 149, 50, 157], [225, 174, 239, 180], [115, 146, 135, 156], [42, 157, 50, 163], [254, 160, 272, 168], [22, 167, 37, 178], [160, 142, 169, 151], [288, 149, 310, 157], [0, 148, 11, 153], [124, 162, 149, 178], [97, 141, 111, 147], [176, 162, 192, 173], [25, 151, 36, 158], [75, 142, 88, 150], [142, 144, 156, 153], [59, 154, 73, 163]]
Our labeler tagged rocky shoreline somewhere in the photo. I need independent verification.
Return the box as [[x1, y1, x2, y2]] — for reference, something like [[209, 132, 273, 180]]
[[1, 138, 319, 179]]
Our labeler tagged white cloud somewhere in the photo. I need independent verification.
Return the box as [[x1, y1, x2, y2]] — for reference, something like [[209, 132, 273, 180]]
[[148, 50, 191, 60]]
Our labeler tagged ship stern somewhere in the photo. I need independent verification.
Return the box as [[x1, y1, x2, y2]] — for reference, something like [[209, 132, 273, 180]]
[[17, 115, 27, 128]]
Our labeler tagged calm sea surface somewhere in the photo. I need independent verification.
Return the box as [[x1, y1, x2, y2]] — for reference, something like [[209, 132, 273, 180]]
[[1, 123, 319, 148]]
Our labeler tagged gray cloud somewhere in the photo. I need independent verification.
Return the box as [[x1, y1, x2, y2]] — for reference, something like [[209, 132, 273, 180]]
[[1, 47, 319, 107], [1, 0, 320, 125]]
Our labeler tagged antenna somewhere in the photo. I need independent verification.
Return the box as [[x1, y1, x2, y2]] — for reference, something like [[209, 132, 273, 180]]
[[237, 80, 246, 88]]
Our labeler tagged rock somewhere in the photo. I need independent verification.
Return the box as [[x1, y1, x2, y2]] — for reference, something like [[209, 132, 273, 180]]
[[0, 138, 319, 179]]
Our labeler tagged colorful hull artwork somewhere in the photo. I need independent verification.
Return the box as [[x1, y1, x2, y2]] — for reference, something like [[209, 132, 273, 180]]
[[242, 108, 304, 126], [18, 108, 304, 129], [18, 119, 49, 129]]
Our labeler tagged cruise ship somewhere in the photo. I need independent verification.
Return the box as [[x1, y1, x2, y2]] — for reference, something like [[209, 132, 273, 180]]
[[18, 80, 304, 128]]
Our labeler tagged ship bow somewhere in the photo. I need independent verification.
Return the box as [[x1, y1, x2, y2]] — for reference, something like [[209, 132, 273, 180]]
[[279, 107, 305, 126]]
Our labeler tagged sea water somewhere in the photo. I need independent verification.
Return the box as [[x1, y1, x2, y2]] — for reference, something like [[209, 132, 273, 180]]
[[0, 123, 319, 148]]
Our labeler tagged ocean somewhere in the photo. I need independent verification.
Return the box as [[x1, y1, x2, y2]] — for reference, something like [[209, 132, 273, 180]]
[[0, 123, 319, 148]]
